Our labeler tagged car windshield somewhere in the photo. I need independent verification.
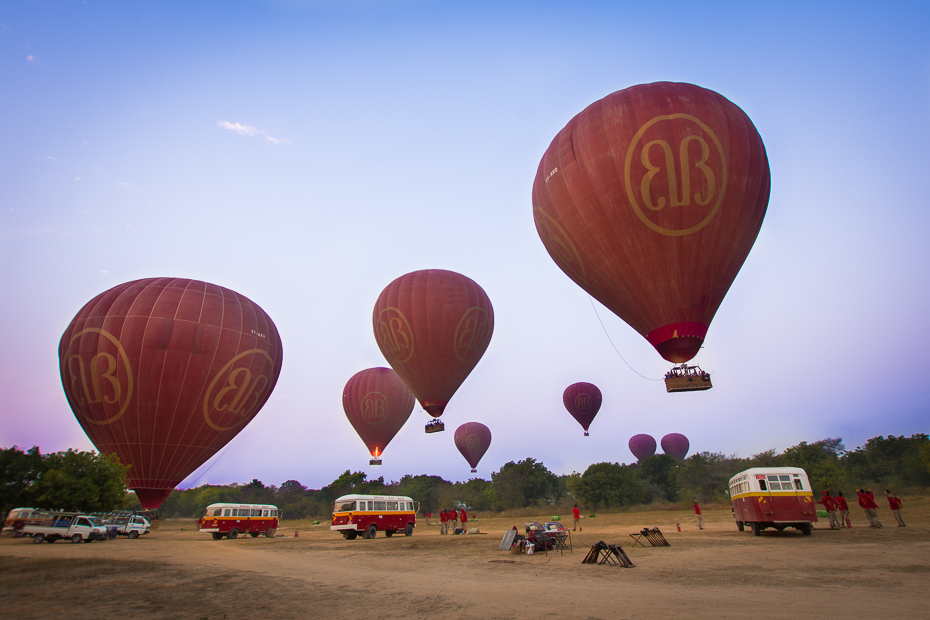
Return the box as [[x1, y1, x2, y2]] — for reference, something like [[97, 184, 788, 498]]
[[86, 517, 102, 527]]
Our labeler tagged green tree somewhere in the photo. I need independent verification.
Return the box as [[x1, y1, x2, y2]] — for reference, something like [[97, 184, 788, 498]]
[[574, 462, 645, 509], [637, 454, 679, 501], [491, 459, 558, 509], [677, 451, 737, 503], [0, 446, 45, 532], [781, 439, 845, 492], [34, 449, 129, 512], [843, 434, 930, 486], [395, 475, 449, 513]]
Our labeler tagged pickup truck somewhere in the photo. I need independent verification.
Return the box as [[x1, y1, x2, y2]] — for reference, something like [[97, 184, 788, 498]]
[[104, 515, 151, 539], [23, 512, 108, 543]]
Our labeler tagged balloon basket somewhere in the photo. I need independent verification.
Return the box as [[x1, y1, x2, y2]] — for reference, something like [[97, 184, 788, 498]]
[[471, 469, 477, 473], [584, 431, 589, 436], [664, 365, 712, 393], [369, 458, 382, 465], [425, 420, 445, 433]]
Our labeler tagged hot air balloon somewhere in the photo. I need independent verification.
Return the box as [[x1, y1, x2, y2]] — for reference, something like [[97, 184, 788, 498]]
[[533, 82, 769, 385], [454, 422, 491, 473], [373, 269, 494, 433], [661, 433, 690, 461], [629, 434, 657, 461], [59, 278, 283, 509], [562, 382, 602, 436], [342, 367, 415, 465]]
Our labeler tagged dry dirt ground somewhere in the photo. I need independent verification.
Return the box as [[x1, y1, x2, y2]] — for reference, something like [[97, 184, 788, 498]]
[[2, 497, 928, 620]]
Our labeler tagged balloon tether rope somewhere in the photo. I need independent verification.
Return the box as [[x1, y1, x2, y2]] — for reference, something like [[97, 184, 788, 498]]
[[589, 296, 662, 382]]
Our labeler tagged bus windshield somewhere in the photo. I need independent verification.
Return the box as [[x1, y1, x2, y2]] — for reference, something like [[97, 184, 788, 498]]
[[335, 500, 356, 512]]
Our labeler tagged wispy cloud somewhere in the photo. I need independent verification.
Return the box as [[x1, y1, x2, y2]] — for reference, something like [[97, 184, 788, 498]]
[[217, 120, 288, 144], [26, 55, 34, 62]]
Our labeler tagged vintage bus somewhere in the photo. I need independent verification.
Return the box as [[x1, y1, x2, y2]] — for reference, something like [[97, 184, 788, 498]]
[[198, 503, 279, 539], [330, 494, 418, 539], [728, 467, 817, 536]]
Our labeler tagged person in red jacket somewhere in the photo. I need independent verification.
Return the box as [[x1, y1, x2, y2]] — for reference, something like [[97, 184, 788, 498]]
[[816, 491, 840, 529], [439, 509, 447, 535], [572, 505, 581, 531], [835, 492, 850, 527], [884, 490, 906, 527], [460, 508, 468, 533], [856, 488, 883, 528], [450, 507, 458, 530], [693, 502, 703, 530]]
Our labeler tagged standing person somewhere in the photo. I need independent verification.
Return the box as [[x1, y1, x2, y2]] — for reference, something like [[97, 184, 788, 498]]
[[460, 508, 468, 533], [450, 508, 458, 531], [425, 511, 431, 526], [439, 509, 446, 535], [572, 504, 581, 532], [856, 488, 883, 528], [693, 502, 703, 530], [835, 491, 850, 528], [884, 490, 906, 527], [816, 491, 840, 529]]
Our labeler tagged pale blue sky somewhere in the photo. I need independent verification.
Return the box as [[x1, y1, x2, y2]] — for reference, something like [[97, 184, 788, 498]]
[[2, 1, 928, 489]]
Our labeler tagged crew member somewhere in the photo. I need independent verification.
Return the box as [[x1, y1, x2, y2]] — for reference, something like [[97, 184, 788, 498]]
[[572, 504, 581, 531], [856, 488, 882, 528], [439, 509, 446, 535], [693, 502, 703, 530], [835, 491, 850, 527], [885, 490, 906, 527], [460, 508, 468, 533], [816, 491, 840, 529]]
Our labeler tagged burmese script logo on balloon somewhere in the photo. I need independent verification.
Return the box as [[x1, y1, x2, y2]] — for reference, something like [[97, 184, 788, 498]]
[[361, 391, 388, 425], [465, 433, 481, 452], [63, 327, 133, 425], [376, 307, 415, 364], [624, 114, 727, 237], [203, 349, 276, 431], [574, 392, 593, 412], [453, 306, 491, 362], [532, 208, 587, 285]]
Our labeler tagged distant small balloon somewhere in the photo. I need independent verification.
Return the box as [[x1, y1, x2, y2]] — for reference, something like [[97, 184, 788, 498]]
[[454, 422, 491, 473], [661, 433, 690, 460], [629, 434, 657, 461], [562, 382, 602, 435]]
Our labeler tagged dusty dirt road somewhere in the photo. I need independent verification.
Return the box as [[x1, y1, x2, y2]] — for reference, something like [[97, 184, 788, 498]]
[[2, 498, 927, 619]]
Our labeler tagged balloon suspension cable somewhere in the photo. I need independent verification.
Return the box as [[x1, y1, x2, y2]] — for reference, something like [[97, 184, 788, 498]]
[[178, 442, 234, 490], [588, 296, 663, 382]]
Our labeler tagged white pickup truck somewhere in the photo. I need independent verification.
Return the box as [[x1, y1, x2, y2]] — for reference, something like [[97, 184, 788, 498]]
[[24, 512, 108, 544], [105, 515, 151, 539]]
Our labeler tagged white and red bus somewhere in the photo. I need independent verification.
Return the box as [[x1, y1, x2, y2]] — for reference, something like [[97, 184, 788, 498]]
[[728, 467, 818, 536], [330, 494, 417, 540], [199, 503, 279, 540]]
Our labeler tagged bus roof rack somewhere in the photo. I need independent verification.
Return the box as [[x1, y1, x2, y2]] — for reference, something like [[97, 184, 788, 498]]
[[664, 364, 712, 393]]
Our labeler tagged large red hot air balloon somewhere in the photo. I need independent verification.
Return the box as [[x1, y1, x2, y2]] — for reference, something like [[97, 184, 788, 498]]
[[629, 434, 657, 461], [533, 82, 770, 364], [661, 433, 690, 461], [373, 270, 493, 432], [454, 422, 491, 473], [342, 367, 415, 465], [562, 382, 602, 436], [59, 278, 283, 509]]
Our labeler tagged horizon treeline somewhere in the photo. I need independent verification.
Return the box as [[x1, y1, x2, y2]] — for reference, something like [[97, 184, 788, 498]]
[[142, 433, 930, 519]]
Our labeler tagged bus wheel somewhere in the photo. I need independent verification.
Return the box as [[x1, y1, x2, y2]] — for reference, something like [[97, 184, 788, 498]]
[[212, 533, 224, 540], [366, 524, 377, 539], [800, 523, 812, 536], [71, 534, 83, 544], [250, 532, 259, 538], [129, 530, 139, 539], [266, 528, 276, 538], [384, 530, 394, 537], [343, 531, 358, 540], [750, 522, 761, 537], [405, 523, 414, 536], [228, 529, 239, 539], [736, 521, 744, 532], [32, 534, 44, 544]]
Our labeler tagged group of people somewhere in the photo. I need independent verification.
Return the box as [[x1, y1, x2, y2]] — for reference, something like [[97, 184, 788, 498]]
[[427, 508, 469, 534], [816, 488, 906, 529]]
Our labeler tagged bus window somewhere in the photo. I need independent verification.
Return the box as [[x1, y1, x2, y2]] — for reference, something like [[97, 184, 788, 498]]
[[759, 480, 767, 491], [271, 510, 277, 517], [374, 501, 386, 511], [252, 509, 260, 517], [223, 509, 230, 517], [263, 510, 268, 517], [360, 502, 368, 511], [336, 501, 356, 512], [387, 502, 398, 511], [779, 475, 791, 484], [794, 479, 803, 491]]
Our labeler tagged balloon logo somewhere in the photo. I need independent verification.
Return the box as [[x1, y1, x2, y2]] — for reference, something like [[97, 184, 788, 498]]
[[454, 422, 492, 473], [60, 278, 283, 509], [533, 82, 770, 364], [373, 270, 493, 421], [562, 382, 602, 436], [343, 368, 415, 461]]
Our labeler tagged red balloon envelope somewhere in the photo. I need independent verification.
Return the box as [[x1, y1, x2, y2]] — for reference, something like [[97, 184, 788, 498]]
[[373, 270, 494, 419], [661, 433, 690, 460], [533, 82, 770, 363], [629, 434, 657, 461], [59, 278, 283, 509], [562, 382, 602, 436], [454, 422, 492, 473], [342, 367, 415, 460]]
